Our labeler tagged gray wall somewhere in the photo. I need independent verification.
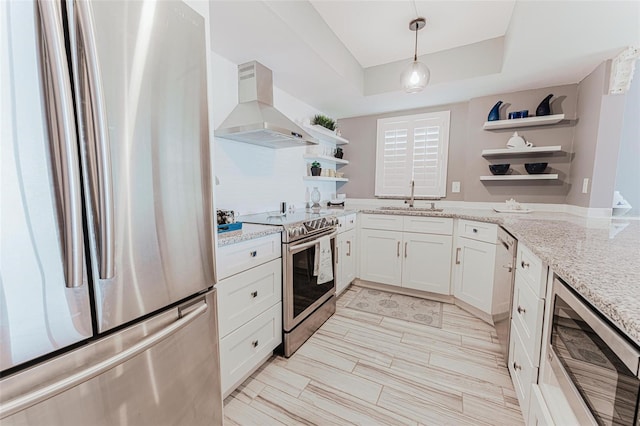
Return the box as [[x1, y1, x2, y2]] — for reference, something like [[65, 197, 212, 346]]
[[339, 84, 578, 203], [614, 64, 640, 216], [338, 102, 468, 200], [465, 85, 577, 203]]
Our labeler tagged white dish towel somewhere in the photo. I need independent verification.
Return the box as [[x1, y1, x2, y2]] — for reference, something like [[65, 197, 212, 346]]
[[313, 236, 333, 285]]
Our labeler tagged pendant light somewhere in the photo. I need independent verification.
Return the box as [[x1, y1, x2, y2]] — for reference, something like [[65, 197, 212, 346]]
[[400, 17, 430, 93]]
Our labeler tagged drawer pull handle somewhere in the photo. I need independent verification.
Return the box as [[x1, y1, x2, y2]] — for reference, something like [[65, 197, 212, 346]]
[[517, 305, 526, 314], [250, 251, 257, 257], [513, 361, 522, 371], [251, 291, 258, 298], [404, 242, 408, 258], [251, 340, 259, 348], [521, 261, 529, 269], [346, 241, 351, 256], [455, 248, 461, 265], [472, 228, 478, 233], [397, 241, 400, 257]]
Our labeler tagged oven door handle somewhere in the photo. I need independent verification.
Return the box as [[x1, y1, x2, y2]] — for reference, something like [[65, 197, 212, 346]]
[[288, 231, 338, 252]]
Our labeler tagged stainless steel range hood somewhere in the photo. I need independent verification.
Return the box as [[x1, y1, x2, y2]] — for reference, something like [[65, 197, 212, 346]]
[[214, 61, 318, 148]]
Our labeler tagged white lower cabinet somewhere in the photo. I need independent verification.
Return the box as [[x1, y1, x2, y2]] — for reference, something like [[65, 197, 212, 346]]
[[219, 302, 282, 397], [509, 324, 538, 421], [217, 239, 283, 398], [453, 235, 496, 313], [359, 214, 453, 295], [336, 228, 357, 295], [528, 385, 554, 425], [402, 232, 452, 294], [359, 228, 403, 285]]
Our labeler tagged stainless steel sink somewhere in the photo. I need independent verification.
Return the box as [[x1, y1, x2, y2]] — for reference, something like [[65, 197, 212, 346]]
[[379, 206, 444, 212]]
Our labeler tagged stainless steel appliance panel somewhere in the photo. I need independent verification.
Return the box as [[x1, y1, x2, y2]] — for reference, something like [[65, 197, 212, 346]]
[[0, 0, 92, 371], [283, 230, 337, 332], [75, 1, 214, 332], [1, 290, 223, 425], [494, 227, 517, 363], [548, 277, 640, 426]]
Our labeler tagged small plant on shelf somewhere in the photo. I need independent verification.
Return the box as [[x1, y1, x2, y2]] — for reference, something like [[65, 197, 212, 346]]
[[310, 161, 321, 176], [311, 114, 336, 131]]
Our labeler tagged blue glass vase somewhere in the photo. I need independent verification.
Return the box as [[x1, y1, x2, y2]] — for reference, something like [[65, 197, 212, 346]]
[[487, 101, 502, 121]]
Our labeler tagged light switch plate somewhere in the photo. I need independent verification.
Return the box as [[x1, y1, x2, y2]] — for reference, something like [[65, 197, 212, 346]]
[[452, 181, 461, 193], [582, 178, 589, 194]]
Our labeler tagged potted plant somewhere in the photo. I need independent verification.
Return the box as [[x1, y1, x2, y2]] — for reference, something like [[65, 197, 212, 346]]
[[310, 161, 321, 176], [334, 147, 344, 159], [311, 114, 336, 132]]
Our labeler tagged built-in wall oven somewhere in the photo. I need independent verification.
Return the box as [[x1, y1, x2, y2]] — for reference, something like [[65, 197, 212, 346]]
[[545, 276, 640, 425]]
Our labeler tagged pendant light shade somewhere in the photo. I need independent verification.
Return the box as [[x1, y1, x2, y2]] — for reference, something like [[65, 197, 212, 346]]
[[401, 17, 430, 93]]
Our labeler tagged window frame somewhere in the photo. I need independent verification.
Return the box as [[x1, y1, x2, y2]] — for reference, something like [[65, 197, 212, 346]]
[[374, 111, 451, 198]]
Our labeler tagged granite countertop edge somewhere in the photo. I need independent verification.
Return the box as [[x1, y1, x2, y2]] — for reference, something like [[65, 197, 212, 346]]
[[217, 224, 282, 247]]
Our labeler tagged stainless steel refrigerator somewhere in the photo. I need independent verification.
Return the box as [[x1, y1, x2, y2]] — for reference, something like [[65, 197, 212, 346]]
[[0, 0, 222, 424]]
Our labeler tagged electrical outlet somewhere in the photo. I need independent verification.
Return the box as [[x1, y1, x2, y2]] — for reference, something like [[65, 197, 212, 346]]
[[582, 178, 589, 194], [452, 181, 461, 193]]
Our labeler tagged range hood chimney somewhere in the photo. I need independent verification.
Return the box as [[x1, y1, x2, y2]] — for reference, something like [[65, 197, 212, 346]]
[[214, 61, 318, 148]]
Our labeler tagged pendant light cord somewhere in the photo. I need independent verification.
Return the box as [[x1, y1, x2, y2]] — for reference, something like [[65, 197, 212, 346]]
[[414, 25, 418, 61]]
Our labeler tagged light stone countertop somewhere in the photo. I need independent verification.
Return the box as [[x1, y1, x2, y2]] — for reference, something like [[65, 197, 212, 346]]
[[360, 207, 640, 346], [217, 223, 282, 247]]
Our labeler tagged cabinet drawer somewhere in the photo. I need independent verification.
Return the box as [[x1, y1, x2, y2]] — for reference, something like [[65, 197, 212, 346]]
[[512, 272, 545, 367], [217, 234, 281, 280], [219, 302, 282, 398], [217, 259, 282, 337], [360, 214, 403, 231], [509, 324, 538, 421], [403, 216, 453, 235], [338, 213, 357, 233], [516, 243, 546, 298], [457, 220, 497, 244]]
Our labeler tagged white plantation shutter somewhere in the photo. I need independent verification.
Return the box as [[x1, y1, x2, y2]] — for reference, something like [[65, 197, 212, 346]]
[[375, 111, 450, 198]]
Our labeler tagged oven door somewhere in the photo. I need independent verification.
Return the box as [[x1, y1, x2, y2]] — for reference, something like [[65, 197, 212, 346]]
[[283, 229, 337, 332], [547, 277, 640, 426]]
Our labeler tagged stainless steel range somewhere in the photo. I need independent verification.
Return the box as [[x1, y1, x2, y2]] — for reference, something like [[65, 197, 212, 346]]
[[241, 210, 339, 357]]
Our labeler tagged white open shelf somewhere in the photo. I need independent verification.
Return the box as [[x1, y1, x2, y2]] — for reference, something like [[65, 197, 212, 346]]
[[303, 154, 349, 165], [481, 146, 562, 156], [302, 123, 349, 145], [480, 174, 559, 181], [303, 176, 349, 182], [483, 114, 565, 130]]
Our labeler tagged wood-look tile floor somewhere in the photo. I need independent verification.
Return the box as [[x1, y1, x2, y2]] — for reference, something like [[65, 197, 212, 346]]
[[224, 286, 524, 425]]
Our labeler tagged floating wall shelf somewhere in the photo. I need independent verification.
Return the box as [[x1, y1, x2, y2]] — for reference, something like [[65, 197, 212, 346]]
[[303, 154, 349, 165], [303, 176, 349, 182], [483, 114, 565, 130], [302, 123, 349, 145], [481, 146, 562, 156], [480, 174, 559, 181]]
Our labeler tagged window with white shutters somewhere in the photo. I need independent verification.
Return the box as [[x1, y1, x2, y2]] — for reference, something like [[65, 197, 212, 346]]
[[375, 111, 450, 198]]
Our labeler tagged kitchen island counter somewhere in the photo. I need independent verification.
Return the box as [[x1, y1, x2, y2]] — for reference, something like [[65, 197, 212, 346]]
[[359, 206, 640, 346]]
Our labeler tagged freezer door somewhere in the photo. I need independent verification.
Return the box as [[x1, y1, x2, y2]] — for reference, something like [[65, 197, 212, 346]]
[[0, 290, 223, 425], [0, 1, 92, 371], [73, 1, 215, 332]]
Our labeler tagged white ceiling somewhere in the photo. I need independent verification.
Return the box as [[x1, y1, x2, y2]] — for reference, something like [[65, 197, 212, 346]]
[[310, 1, 515, 68], [209, 1, 640, 119]]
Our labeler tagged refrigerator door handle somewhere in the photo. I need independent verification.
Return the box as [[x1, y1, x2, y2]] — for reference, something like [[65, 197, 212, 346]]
[[36, 0, 84, 288], [0, 300, 208, 419], [75, 0, 115, 280]]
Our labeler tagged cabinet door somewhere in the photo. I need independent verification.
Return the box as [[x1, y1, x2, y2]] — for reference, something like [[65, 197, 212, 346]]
[[453, 237, 496, 313], [528, 385, 554, 426], [341, 229, 357, 291], [359, 229, 402, 286], [335, 233, 346, 293], [402, 233, 452, 295]]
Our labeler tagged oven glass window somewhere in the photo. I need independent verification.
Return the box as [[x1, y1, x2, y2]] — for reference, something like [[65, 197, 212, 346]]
[[291, 242, 334, 317], [551, 295, 640, 426]]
